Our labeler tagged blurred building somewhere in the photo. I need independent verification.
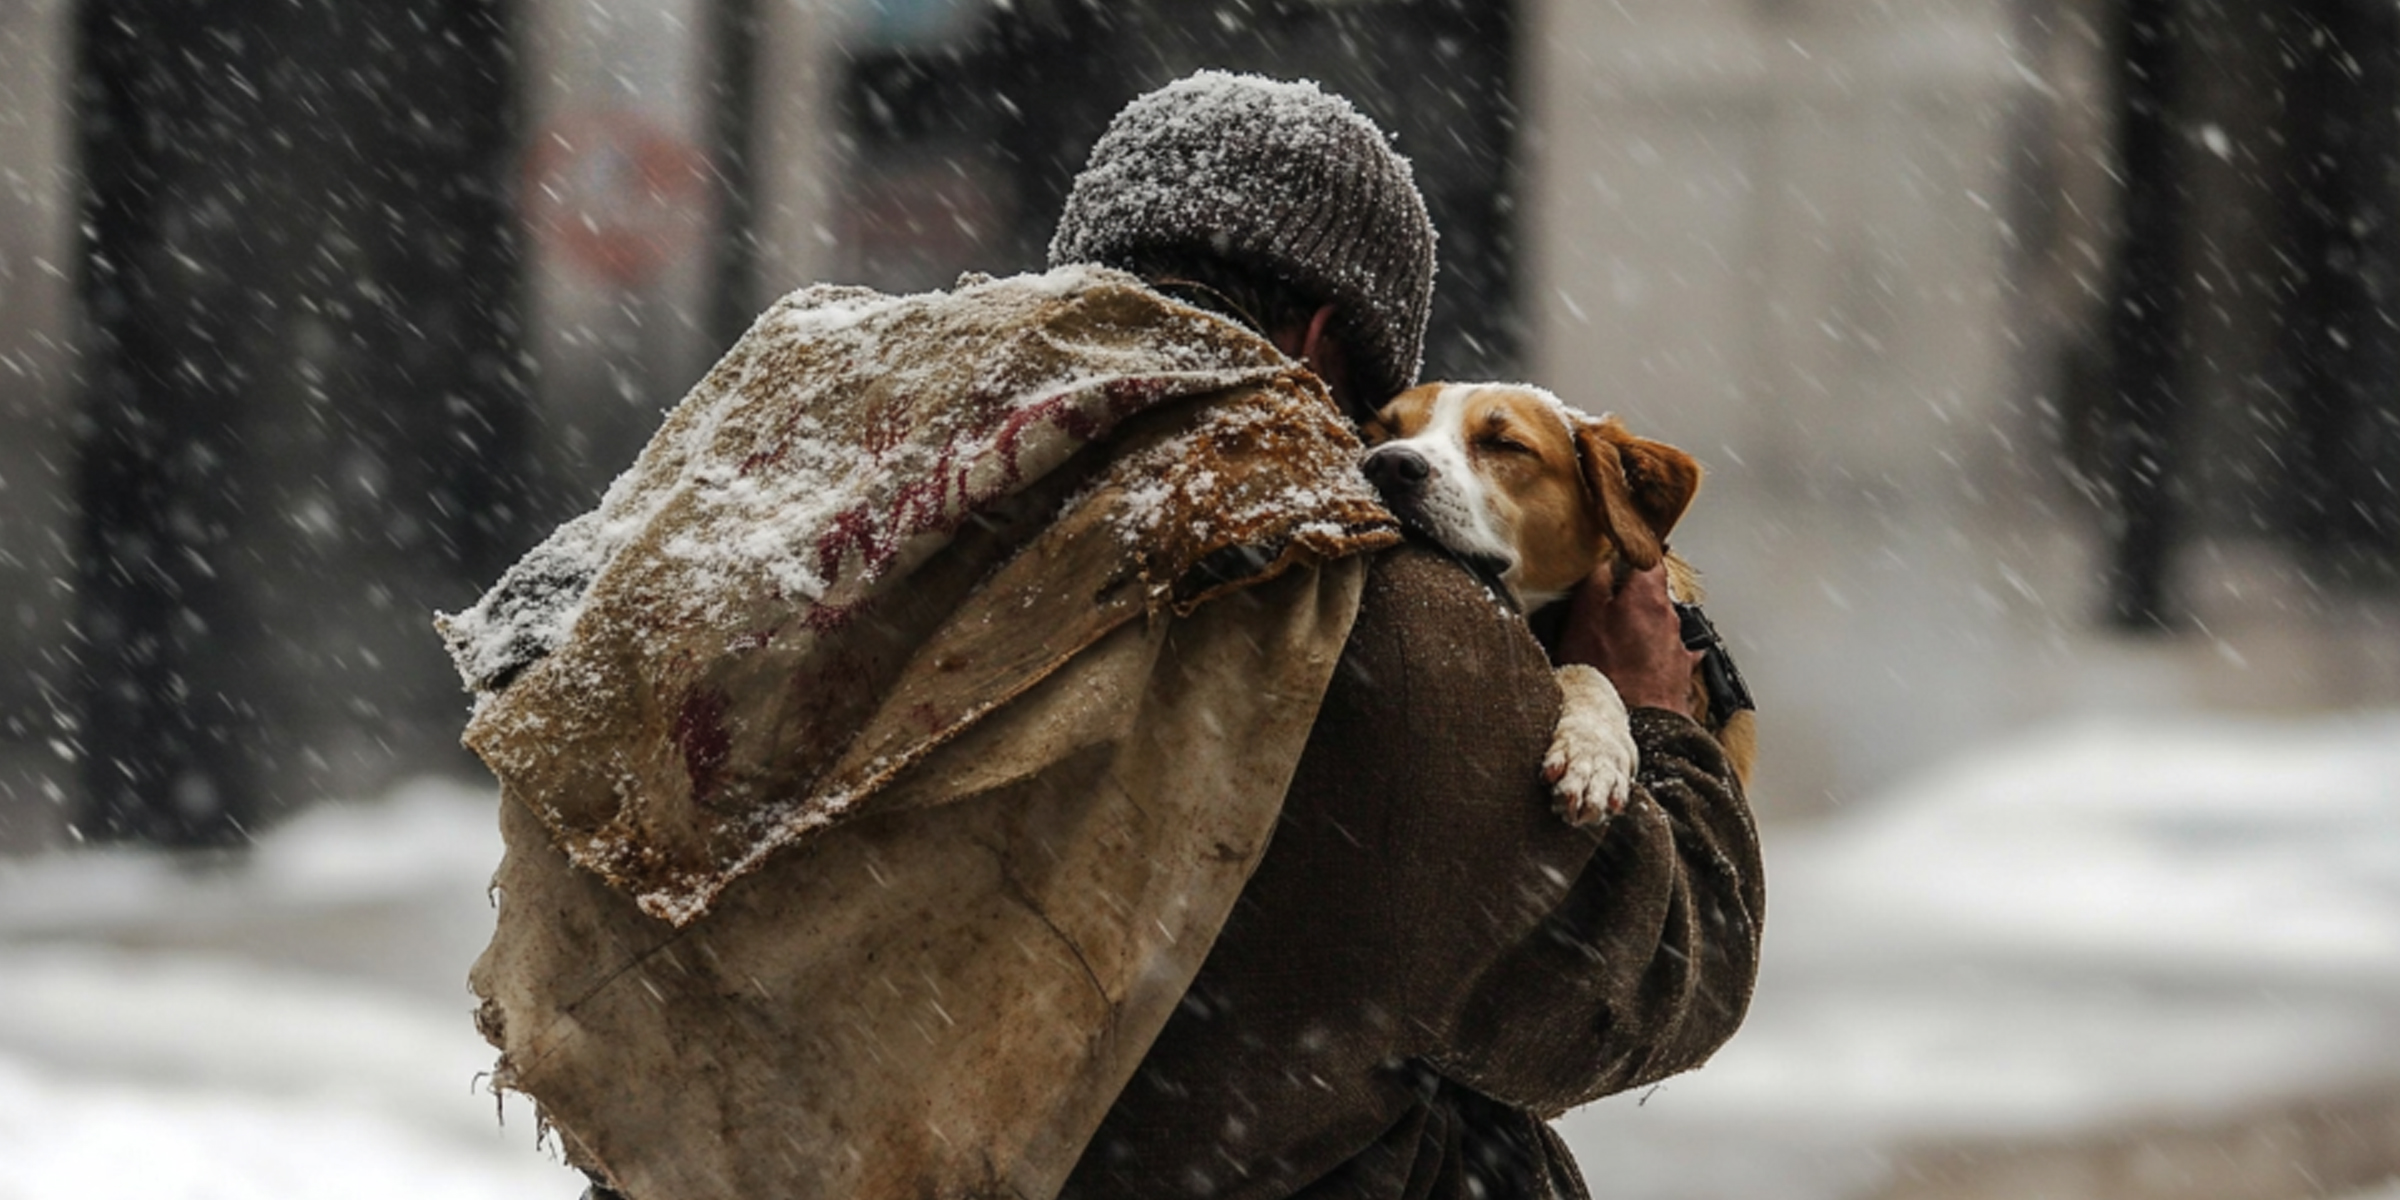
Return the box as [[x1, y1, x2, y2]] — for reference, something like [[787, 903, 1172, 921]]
[[5, 0, 2400, 847], [0, 0, 83, 849]]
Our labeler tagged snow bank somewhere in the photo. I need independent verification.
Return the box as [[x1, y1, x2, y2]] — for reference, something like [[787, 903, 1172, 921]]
[[1780, 710, 2400, 986], [0, 779, 503, 936], [6, 712, 2397, 1198], [0, 945, 578, 1200], [0, 1050, 570, 1200], [1561, 709, 2400, 1193], [0, 781, 582, 1199]]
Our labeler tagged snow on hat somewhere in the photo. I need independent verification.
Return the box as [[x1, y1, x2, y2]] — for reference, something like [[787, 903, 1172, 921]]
[[1048, 71, 1438, 404]]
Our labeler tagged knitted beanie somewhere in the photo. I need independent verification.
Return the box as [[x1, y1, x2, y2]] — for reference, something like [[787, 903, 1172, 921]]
[[1048, 71, 1438, 404]]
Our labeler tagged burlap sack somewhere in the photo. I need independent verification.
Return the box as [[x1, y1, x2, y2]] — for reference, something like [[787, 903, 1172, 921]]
[[442, 268, 1399, 1198]]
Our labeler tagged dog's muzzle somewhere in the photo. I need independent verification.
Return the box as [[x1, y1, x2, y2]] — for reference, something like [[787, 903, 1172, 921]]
[[1361, 445, 1432, 496], [1360, 445, 1516, 589]]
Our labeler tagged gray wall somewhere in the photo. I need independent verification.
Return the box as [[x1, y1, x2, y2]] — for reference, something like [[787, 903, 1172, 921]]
[[1523, 0, 2400, 813]]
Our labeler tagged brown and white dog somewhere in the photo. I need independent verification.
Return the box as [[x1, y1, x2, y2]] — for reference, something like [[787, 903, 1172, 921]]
[[1360, 382, 1755, 826]]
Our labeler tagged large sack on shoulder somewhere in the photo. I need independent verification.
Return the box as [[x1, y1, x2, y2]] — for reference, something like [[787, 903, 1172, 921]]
[[438, 266, 1393, 923], [473, 557, 1367, 1200], [441, 268, 1397, 1199]]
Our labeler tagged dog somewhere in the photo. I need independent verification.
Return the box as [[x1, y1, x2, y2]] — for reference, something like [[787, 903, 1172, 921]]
[[1360, 382, 1756, 826]]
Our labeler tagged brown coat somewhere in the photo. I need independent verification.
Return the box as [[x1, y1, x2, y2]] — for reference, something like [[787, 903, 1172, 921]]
[[455, 269, 1758, 1200], [1061, 544, 1766, 1200]]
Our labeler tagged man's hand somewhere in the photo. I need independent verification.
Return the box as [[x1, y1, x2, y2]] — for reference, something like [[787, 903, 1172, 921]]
[[1556, 564, 1701, 718]]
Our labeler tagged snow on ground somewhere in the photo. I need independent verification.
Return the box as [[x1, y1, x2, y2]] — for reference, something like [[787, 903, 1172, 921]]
[[2, 714, 2398, 1198], [0, 780, 582, 1200], [1559, 709, 2400, 1200]]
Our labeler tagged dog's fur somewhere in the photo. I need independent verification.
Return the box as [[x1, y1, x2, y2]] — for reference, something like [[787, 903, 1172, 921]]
[[1361, 382, 1756, 824]]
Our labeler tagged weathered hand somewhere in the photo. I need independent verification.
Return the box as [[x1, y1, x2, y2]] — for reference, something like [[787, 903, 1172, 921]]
[[1556, 563, 1701, 717]]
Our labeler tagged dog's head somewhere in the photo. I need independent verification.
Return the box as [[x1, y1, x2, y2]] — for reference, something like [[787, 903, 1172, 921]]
[[1360, 383, 1702, 608]]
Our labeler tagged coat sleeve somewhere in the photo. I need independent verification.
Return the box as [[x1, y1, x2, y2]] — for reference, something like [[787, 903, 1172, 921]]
[[1061, 545, 1763, 1200], [1433, 702, 1766, 1117]]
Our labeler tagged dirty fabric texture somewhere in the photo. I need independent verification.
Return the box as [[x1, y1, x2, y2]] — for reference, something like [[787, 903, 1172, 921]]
[[453, 267, 1402, 1200], [474, 560, 1370, 1200], [439, 266, 1397, 924], [1061, 545, 1766, 1200]]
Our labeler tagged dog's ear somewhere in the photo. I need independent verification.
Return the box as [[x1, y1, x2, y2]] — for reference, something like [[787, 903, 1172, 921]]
[[1576, 417, 1703, 571]]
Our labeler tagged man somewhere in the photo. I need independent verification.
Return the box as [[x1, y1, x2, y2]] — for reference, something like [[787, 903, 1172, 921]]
[[461, 71, 1756, 1200], [1042, 74, 1763, 1200]]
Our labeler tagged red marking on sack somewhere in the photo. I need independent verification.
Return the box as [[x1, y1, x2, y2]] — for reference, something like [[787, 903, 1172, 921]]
[[1102, 376, 1172, 411], [803, 377, 1180, 602], [801, 600, 857, 634], [810, 451, 969, 587], [674, 686, 734, 805], [887, 446, 961, 536], [861, 404, 913, 455], [738, 445, 786, 476], [812, 508, 890, 586]]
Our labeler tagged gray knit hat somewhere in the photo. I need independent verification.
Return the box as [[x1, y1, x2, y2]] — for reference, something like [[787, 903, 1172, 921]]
[[1048, 71, 1438, 404]]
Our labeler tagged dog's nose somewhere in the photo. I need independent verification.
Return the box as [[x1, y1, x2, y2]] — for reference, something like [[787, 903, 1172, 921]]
[[1363, 447, 1432, 492]]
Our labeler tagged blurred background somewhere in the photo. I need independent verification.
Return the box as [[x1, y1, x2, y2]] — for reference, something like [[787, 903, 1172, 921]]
[[1, 0, 2397, 1196]]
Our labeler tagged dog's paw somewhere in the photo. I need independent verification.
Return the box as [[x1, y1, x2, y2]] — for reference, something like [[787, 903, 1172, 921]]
[[1545, 664, 1638, 827]]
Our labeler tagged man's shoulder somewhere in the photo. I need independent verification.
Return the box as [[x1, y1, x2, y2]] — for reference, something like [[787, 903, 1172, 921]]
[[1363, 542, 1532, 624], [1352, 542, 1553, 679]]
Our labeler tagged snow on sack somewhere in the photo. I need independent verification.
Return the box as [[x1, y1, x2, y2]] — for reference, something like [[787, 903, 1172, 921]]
[[438, 267, 1397, 924]]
